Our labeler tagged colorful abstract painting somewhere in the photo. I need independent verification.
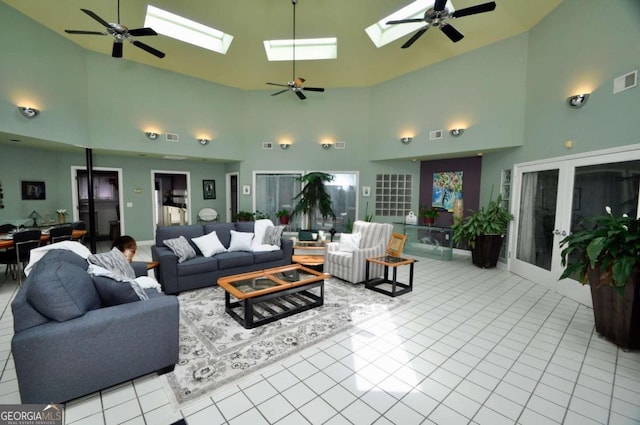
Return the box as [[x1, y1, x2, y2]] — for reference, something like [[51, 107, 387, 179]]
[[432, 171, 463, 211]]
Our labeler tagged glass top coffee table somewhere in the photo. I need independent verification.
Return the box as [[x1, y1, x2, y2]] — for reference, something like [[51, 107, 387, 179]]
[[218, 264, 329, 329]]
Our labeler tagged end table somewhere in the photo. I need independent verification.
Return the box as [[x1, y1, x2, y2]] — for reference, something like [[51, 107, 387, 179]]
[[365, 255, 416, 297]]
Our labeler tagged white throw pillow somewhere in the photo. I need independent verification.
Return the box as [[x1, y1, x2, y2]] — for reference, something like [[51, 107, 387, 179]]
[[338, 232, 362, 252], [228, 230, 254, 252], [251, 219, 275, 250], [192, 231, 227, 257]]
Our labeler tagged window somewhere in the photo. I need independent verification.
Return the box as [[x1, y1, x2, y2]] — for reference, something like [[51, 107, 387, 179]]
[[254, 171, 358, 232]]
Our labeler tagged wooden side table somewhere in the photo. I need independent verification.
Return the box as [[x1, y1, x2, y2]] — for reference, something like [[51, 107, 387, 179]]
[[365, 255, 415, 297]]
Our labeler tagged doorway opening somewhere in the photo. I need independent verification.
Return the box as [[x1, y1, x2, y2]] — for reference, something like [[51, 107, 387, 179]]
[[152, 171, 190, 230], [226, 172, 239, 222]]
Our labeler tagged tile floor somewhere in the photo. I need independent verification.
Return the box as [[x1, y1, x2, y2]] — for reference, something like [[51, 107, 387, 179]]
[[0, 244, 639, 424]]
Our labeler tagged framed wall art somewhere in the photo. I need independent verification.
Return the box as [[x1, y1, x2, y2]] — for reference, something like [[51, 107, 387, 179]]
[[21, 181, 46, 200], [203, 180, 216, 199]]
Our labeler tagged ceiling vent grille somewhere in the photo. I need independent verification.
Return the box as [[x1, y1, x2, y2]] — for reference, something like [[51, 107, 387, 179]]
[[262, 142, 273, 149], [166, 132, 180, 142], [334, 141, 346, 149], [430, 130, 443, 140], [614, 70, 637, 94]]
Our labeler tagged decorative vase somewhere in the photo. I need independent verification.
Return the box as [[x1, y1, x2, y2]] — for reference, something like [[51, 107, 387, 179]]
[[279, 215, 290, 225], [452, 193, 464, 225], [423, 217, 435, 225], [57, 213, 65, 224]]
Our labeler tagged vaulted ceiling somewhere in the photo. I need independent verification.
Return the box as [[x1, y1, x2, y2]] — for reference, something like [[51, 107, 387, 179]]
[[4, 0, 563, 90]]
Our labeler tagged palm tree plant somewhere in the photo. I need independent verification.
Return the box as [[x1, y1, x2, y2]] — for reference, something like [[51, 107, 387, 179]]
[[291, 172, 335, 230]]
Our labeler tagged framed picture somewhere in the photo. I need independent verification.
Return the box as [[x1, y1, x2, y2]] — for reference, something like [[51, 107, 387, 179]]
[[362, 186, 371, 197], [242, 185, 251, 195], [203, 179, 216, 199], [386, 232, 407, 257], [21, 181, 46, 200]]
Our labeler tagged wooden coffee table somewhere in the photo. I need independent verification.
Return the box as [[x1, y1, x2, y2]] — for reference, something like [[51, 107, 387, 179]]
[[218, 264, 329, 329]]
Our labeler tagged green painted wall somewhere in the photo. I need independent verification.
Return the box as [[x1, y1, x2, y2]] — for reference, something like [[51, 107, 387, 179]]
[[1, 0, 639, 240], [481, 0, 640, 203]]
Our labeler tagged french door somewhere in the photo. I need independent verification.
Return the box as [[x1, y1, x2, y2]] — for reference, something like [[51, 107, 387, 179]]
[[509, 146, 640, 306]]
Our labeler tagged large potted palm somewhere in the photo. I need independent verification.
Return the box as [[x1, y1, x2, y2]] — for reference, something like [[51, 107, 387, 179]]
[[291, 172, 335, 239], [452, 194, 513, 268], [560, 206, 640, 350]]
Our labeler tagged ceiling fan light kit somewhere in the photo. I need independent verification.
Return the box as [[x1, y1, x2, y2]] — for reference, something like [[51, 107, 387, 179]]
[[386, 0, 497, 48], [266, 0, 325, 100], [65, 0, 166, 59]]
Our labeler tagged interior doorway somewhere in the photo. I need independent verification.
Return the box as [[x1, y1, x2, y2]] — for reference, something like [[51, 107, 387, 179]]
[[226, 172, 239, 222], [151, 171, 191, 231], [71, 166, 123, 242]]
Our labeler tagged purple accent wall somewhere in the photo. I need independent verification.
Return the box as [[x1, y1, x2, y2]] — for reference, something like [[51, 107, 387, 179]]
[[420, 156, 483, 226]]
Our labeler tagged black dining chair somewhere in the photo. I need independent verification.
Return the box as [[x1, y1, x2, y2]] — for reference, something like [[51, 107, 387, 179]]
[[0, 224, 17, 234], [49, 226, 73, 243], [71, 221, 86, 242], [0, 229, 41, 284]]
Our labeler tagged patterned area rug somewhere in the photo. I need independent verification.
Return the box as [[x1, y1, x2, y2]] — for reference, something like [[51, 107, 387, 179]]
[[161, 278, 409, 409]]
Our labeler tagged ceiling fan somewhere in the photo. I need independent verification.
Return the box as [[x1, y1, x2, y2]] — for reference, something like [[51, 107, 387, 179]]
[[266, 0, 325, 100], [64, 0, 165, 59], [387, 0, 497, 49]]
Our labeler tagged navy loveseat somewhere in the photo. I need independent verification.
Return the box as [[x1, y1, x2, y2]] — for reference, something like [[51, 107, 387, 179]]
[[151, 222, 293, 294], [11, 250, 179, 404]]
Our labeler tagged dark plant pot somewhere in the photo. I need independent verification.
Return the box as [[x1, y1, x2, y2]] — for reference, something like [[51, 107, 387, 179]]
[[588, 267, 640, 350], [423, 217, 435, 225], [471, 234, 504, 268], [279, 216, 290, 225]]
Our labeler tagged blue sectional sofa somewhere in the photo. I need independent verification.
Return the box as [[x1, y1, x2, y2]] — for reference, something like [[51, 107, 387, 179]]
[[11, 249, 179, 404], [152, 222, 293, 294]]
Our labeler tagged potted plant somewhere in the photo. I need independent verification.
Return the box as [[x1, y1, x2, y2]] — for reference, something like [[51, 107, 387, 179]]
[[419, 205, 439, 225], [452, 194, 513, 268], [276, 209, 290, 225], [233, 210, 254, 222], [292, 172, 335, 239], [559, 206, 640, 349]]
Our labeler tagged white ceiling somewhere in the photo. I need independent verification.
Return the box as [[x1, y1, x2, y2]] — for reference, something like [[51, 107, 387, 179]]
[[4, 0, 563, 90]]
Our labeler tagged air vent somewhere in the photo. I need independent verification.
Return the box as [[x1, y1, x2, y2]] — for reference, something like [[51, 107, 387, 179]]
[[430, 130, 443, 140], [165, 133, 180, 142], [334, 141, 346, 149], [614, 70, 637, 94], [262, 142, 273, 150]]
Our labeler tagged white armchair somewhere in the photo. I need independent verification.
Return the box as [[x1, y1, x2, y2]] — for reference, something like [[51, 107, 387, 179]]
[[324, 221, 393, 283]]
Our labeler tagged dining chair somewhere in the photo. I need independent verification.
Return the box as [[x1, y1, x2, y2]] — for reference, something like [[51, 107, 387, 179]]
[[0, 229, 41, 284], [0, 224, 17, 234], [49, 226, 73, 243], [71, 221, 87, 242]]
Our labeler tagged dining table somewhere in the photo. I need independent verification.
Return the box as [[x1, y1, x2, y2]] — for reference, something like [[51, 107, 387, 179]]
[[0, 230, 88, 250]]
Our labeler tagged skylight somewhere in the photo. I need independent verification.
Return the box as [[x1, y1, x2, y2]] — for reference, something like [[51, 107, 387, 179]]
[[144, 5, 233, 55], [365, 0, 455, 48], [263, 38, 337, 61]]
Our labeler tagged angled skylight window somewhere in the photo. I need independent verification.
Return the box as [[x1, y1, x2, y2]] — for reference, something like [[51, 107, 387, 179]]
[[144, 5, 233, 54], [365, 0, 455, 48], [263, 38, 337, 61]]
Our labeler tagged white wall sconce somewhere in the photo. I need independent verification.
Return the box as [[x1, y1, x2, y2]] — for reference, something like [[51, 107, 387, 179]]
[[198, 138, 210, 146], [567, 93, 589, 108], [321, 142, 332, 150], [400, 137, 413, 144], [18, 106, 39, 118], [449, 128, 465, 137], [145, 132, 159, 140], [279, 141, 291, 150]]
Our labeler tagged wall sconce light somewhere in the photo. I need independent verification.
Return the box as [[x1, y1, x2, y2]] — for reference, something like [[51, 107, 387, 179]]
[[321, 142, 332, 150], [18, 106, 39, 118], [400, 137, 413, 144], [198, 138, 210, 146], [279, 142, 291, 150], [449, 128, 465, 137], [145, 132, 159, 140], [567, 93, 589, 108]]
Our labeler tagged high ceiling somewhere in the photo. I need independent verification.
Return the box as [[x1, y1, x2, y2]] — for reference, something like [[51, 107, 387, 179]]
[[4, 0, 563, 90]]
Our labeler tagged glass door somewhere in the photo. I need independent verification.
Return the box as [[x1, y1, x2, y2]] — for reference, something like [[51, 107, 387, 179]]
[[510, 148, 640, 306]]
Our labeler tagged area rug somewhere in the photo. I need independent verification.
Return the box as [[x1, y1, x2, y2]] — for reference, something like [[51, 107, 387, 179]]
[[161, 278, 409, 409]]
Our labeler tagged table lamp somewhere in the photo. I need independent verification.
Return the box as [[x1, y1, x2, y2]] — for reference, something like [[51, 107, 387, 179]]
[[28, 210, 41, 227]]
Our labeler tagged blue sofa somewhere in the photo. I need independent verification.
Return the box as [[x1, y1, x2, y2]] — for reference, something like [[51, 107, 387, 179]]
[[152, 222, 293, 294], [11, 250, 179, 404]]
